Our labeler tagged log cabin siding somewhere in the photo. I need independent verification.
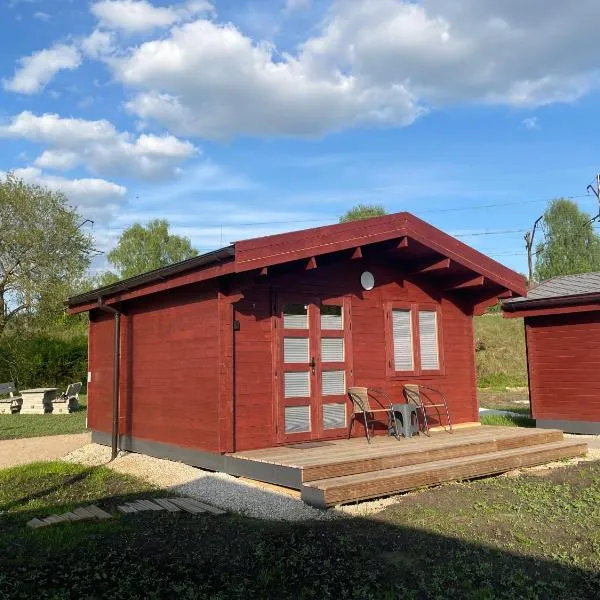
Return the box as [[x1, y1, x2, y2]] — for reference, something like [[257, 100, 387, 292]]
[[88, 283, 222, 452], [526, 312, 600, 423], [229, 257, 478, 450]]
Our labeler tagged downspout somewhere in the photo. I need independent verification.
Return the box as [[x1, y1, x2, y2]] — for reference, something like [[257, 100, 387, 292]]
[[96, 298, 121, 461]]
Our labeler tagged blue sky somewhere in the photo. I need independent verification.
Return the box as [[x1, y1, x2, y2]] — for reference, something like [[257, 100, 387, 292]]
[[1, 0, 600, 275]]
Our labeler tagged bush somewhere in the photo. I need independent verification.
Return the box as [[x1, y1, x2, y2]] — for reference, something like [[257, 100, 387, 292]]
[[0, 334, 87, 391]]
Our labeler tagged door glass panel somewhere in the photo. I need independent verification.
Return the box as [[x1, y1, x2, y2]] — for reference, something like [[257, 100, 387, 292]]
[[285, 406, 310, 433], [284, 371, 310, 398], [284, 338, 309, 363], [283, 304, 308, 329], [323, 403, 346, 429], [320, 305, 343, 330], [322, 370, 345, 396], [321, 338, 344, 362]]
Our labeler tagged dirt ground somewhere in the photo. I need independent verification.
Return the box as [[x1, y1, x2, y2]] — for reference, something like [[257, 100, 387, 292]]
[[0, 432, 90, 469], [477, 388, 530, 410]]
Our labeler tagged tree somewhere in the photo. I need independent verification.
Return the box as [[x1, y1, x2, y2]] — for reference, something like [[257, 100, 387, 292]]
[[104, 219, 198, 282], [0, 174, 93, 338], [534, 198, 600, 281], [339, 204, 387, 223]]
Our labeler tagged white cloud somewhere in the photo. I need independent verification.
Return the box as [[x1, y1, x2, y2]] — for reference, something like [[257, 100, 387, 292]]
[[81, 29, 116, 59], [34, 11, 50, 21], [106, 0, 599, 139], [522, 117, 539, 130], [285, 0, 310, 12], [116, 19, 420, 139], [3, 44, 81, 94], [300, 0, 600, 108], [5, 167, 126, 222], [91, 0, 213, 34], [0, 111, 197, 180]]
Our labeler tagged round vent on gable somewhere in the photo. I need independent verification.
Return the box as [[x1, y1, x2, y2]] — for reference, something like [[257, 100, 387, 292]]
[[360, 271, 375, 291]]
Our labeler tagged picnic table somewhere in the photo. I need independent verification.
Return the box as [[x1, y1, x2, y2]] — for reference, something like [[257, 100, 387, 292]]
[[19, 388, 59, 415]]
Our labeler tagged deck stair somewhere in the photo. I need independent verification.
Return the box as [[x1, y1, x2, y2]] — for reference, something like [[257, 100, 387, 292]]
[[231, 427, 587, 508]]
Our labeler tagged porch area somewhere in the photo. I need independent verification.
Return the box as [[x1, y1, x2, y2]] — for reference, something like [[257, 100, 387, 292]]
[[231, 426, 587, 507]]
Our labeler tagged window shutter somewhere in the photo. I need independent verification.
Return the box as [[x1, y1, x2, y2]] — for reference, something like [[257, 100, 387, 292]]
[[419, 310, 440, 370], [323, 403, 346, 429], [320, 306, 343, 330], [284, 372, 310, 398], [392, 309, 414, 371], [321, 370, 345, 396], [285, 406, 310, 433], [321, 338, 344, 362], [284, 338, 309, 363]]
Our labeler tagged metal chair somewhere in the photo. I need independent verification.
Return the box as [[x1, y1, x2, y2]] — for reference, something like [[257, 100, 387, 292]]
[[347, 387, 400, 443], [403, 384, 452, 436]]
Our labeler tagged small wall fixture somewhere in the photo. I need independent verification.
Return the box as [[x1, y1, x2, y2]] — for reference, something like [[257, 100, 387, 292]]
[[361, 271, 375, 291]]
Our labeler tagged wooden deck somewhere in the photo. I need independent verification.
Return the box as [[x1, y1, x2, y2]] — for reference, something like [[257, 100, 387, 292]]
[[231, 427, 587, 507]]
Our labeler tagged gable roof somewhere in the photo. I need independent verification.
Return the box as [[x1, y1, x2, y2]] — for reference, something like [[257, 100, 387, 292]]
[[504, 271, 600, 313], [68, 212, 527, 313]]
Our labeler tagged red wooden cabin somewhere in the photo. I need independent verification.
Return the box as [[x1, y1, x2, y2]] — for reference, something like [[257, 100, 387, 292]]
[[504, 272, 600, 434], [68, 213, 526, 468]]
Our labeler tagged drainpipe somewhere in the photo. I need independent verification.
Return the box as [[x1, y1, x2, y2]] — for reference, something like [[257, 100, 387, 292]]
[[96, 299, 121, 461]]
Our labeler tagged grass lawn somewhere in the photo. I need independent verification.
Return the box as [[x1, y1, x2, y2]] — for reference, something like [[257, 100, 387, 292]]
[[475, 314, 527, 388], [0, 395, 88, 440], [1, 460, 600, 598], [478, 389, 535, 427]]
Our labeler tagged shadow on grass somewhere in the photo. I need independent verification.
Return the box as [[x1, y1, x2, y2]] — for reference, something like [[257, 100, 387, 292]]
[[0, 467, 599, 599]]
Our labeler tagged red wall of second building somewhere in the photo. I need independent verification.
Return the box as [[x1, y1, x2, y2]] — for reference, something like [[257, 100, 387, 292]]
[[526, 311, 600, 423], [87, 282, 221, 452]]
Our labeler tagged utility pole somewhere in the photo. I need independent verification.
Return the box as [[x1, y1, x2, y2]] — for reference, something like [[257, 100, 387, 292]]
[[587, 174, 600, 202], [524, 215, 543, 286]]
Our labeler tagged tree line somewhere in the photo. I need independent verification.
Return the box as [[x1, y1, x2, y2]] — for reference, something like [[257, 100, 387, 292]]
[[1, 174, 598, 388]]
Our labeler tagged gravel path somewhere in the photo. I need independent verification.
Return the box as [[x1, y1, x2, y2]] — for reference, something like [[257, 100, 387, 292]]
[[63, 443, 337, 521], [0, 433, 91, 469]]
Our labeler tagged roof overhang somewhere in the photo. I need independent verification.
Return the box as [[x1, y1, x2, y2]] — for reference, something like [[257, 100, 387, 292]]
[[503, 292, 600, 319], [68, 212, 527, 315]]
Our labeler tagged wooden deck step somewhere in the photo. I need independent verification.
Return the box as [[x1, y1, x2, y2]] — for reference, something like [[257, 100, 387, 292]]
[[301, 429, 565, 482], [302, 440, 587, 507]]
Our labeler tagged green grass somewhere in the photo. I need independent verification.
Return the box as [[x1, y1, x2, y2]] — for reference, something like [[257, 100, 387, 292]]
[[475, 314, 528, 388], [479, 413, 535, 428], [0, 395, 88, 440], [2, 460, 600, 598]]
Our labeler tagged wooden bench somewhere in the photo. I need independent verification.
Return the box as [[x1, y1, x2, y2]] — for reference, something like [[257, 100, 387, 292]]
[[52, 382, 82, 414], [0, 382, 22, 414]]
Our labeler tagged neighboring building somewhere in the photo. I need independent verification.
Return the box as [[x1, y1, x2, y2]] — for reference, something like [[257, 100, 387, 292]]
[[504, 272, 600, 434], [68, 212, 526, 465]]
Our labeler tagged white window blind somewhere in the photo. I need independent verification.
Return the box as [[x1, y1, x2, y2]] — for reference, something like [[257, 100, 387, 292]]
[[285, 406, 310, 433], [284, 338, 309, 363], [321, 338, 344, 362], [283, 304, 308, 329], [392, 309, 414, 371], [322, 370, 345, 396], [320, 306, 343, 330], [323, 403, 346, 429], [419, 311, 440, 370], [284, 371, 310, 398]]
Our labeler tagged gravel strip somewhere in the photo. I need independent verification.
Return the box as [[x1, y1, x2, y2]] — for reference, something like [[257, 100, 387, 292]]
[[63, 443, 337, 521]]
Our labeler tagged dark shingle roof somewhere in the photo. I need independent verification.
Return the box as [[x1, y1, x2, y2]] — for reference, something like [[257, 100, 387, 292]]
[[505, 271, 600, 307]]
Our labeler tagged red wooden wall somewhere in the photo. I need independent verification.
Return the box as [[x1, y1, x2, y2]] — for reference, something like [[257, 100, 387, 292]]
[[526, 312, 600, 423], [88, 254, 482, 454], [228, 255, 479, 451], [88, 282, 222, 452]]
